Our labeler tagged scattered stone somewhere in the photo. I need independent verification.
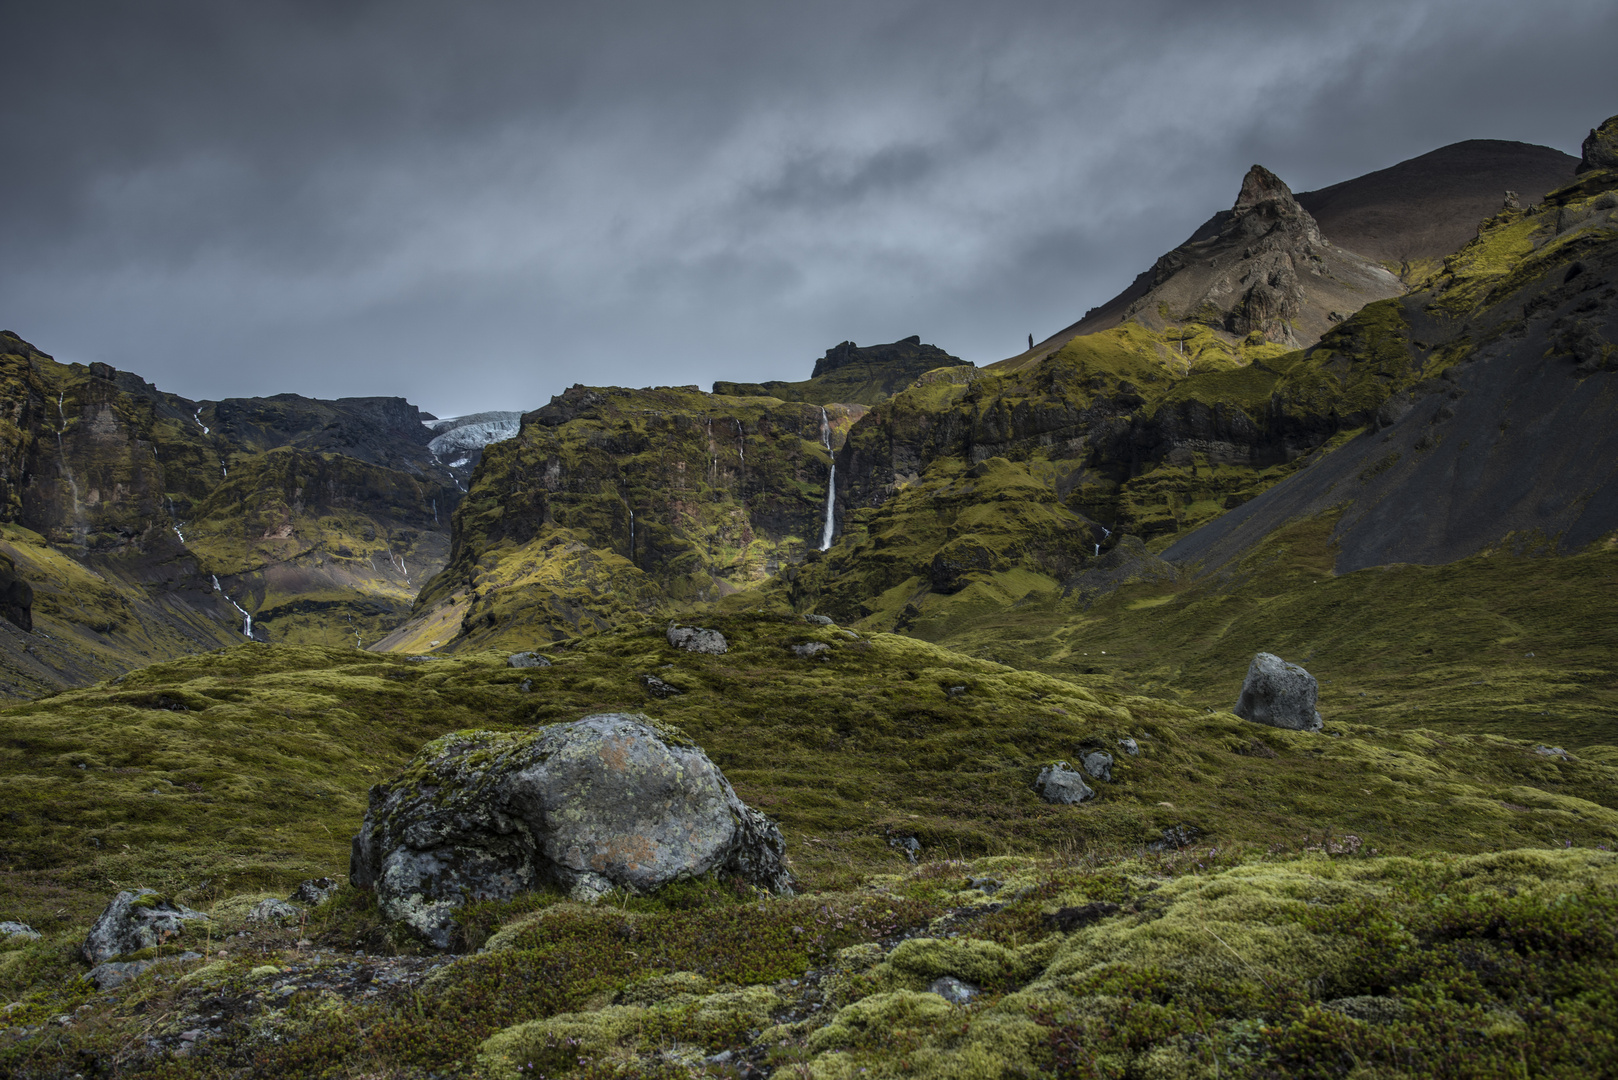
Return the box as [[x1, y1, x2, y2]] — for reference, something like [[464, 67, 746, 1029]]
[[0, 921, 40, 942], [1042, 901, 1121, 932], [1081, 751, 1113, 782], [964, 877, 1001, 895], [791, 642, 831, 659], [246, 898, 303, 926], [945, 685, 967, 698], [507, 651, 551, 669], [520, 679, 532, 693], [803, 614, 834, 626], [1034, 762, 1094, 804], [888, 835, 921, 863], [350, 713, 791, 948], [1233, 653, 1323, 732], [1117, 737, 1139, 756], [928, 976, 979, 1005], [290, 877, 339, 906], [81, 890, 210, 966], [1533, 745, 1573, 760], [84, 960, 152, 990], [638, 674, 683, 698], [666, 621, 728, 655], [406, 656, 433, 663]]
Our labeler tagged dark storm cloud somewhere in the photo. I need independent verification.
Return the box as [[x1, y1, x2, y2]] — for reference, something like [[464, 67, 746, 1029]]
[[3, 0, 1614, 415]]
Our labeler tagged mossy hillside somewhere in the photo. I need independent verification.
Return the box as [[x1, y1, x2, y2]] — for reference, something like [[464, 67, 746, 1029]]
[[413, 388, 860, 644], [0, 523, 243, 703], [7, 611, 1616, 941], [8, 846, 1614, 1078], [903, 510, 1618, 751]]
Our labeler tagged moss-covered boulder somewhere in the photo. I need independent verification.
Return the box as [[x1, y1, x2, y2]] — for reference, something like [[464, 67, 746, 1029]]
[[1577, 113, 1618, 174], [351, 713, 792, 948]]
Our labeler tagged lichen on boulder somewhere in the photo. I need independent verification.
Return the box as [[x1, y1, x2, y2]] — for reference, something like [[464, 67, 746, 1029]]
[[350, 713, 792, 948], [80, 889, 209, 965]]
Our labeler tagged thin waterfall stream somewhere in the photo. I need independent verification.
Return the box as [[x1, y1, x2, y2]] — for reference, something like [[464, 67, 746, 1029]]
[[819, 407, 836, 551]]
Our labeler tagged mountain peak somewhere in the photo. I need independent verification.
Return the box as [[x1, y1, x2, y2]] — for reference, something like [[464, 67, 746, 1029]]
[[1234, 164, 1296, 212]]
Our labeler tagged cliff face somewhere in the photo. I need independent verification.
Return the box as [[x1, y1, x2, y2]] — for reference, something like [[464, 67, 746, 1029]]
[[0, 332, 464, 696], [408, 384, 862, 648]]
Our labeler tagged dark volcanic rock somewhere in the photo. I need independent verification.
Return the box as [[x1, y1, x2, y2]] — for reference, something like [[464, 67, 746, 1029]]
[[350, 713, 792, 948], [1233, 653, 1323, 733], [1576, 114, 1618, 174], [0, 551, 32, 632]]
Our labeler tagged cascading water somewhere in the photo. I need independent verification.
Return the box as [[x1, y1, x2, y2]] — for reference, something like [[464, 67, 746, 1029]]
[[735, 419, 745, 463], [212, 575, 253, 638], [55, 393, 83, 537], [193, 407, 209, 435], [628, 507, 635, 562], [819, 407, 836, 551]]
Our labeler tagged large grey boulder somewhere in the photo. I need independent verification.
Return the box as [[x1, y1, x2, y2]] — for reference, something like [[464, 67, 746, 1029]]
[[1233, 653, 1323, 732], [1034, 762, 1094, 804], [667, 622, 728, 655], [81, 890, 209, 965], [350, 713, 791, 949]]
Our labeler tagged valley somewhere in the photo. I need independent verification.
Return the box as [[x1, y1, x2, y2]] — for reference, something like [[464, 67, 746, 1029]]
[[1, 117, 1615, 1079]]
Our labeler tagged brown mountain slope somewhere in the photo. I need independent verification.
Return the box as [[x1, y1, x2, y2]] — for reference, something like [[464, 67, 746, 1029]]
[[1001, 139, 1578, 370]]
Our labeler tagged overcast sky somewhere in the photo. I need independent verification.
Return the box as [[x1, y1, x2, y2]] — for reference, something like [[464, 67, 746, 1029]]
[[4, 1, 1615, 417]]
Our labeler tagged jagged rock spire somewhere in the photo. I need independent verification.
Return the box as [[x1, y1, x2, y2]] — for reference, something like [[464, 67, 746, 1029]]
[[1576, 114, 1618, 174]]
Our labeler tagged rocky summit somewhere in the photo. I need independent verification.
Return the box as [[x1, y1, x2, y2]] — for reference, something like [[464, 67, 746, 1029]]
[[1, 112, 1616, 1080]]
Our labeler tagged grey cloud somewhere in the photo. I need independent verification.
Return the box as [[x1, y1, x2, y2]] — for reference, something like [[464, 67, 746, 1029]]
[[3, 0, 1614, 416]]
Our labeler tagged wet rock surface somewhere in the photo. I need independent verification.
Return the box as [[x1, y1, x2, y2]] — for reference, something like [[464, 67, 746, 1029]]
[[350, 713, 792, 947], [1233, 652, 1324, 732]]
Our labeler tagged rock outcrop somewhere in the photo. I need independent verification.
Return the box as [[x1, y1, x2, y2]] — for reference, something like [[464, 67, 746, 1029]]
[[0, 551, 32, 632], [1233, 653, 1323, 732], [1577, 114, 1618, 174], [350, 713, 792, 948], [667, 622, 728, 655], [81, 889, 209, 965]]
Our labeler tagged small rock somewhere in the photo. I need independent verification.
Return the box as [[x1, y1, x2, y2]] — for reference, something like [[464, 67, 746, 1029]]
[[507, 652, 551, 669], [246, 898, 303, 926], [1117, 737, 1139, 756], [945, 685, 967, 698], [791, 642, 831, 659], [1533, 745, 1573, 760], [1081, 751, 1113, 782], [1233, 653, 1323, 732], [519, 679, 532, 693], [803, 614, 834, 626], [0, 921, 40, 942], [928, 976, 978, 1005], [1034, 761, 1094, 804], [964, 877, 1001, 895], [290, 877, 339, 906], [666, 621, 728, 655], [888, 835, 921, 863], [1151, 824, 1200, 851], [406, 655, 433, 663], [638, 674, 682, 698], [81, 890, 209, 966]]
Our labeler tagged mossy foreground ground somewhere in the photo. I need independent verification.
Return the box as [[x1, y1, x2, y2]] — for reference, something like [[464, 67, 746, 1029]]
[[2, 613, 1615, 1077]]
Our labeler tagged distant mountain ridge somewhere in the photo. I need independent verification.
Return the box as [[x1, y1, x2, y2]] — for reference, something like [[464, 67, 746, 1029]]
[[713, 335, 970, 406]]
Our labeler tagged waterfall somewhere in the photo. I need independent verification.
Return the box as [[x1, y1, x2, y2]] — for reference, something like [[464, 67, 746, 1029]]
[[432, 499, 438, 524], [166, 496, 187, 545], [193, 408, 209, 435], [348, 615, 362, 649], [819, 407, 836, 551], [54, 393, 83, 536], [1094, 543, 1100, 556], [212, 575, 253, 638], [220, 459, 227, 477], [735, 419, 745, 463]]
